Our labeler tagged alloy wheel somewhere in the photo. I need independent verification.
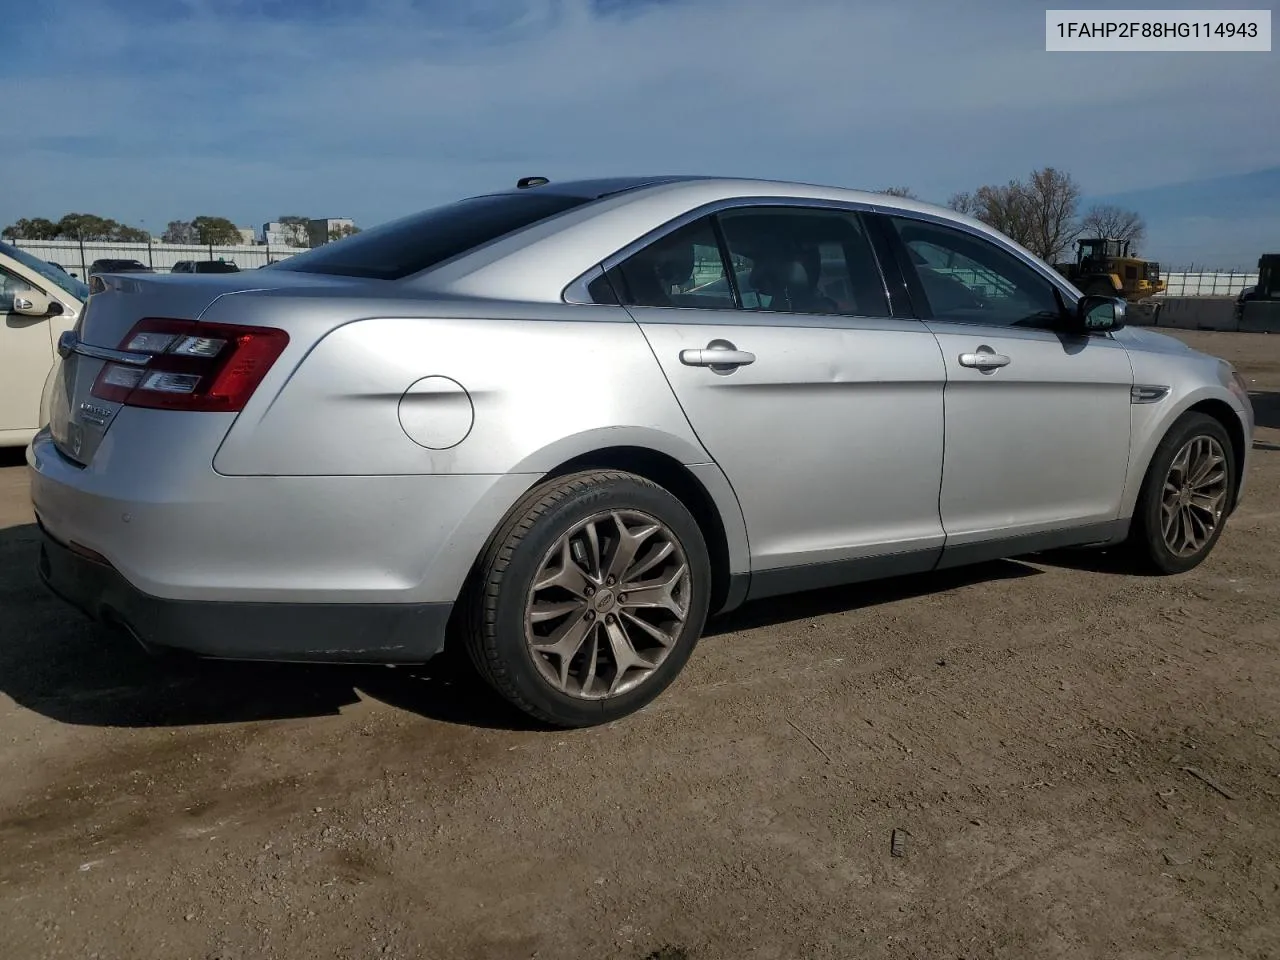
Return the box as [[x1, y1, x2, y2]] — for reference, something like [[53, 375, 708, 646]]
[[1160, 435, 1228, 558], [524, 510, 691, 700]]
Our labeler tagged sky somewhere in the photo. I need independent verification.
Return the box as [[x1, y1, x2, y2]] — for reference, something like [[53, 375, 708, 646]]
[[3, 0, 1278, 267]]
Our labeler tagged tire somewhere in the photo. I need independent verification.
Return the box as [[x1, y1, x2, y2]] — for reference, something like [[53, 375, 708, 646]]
[[463, 470, 712, 728], [1125, 412, 1237, 574]]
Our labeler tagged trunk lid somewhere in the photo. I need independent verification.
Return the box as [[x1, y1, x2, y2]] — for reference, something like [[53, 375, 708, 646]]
[[48, 270, 354, 466]]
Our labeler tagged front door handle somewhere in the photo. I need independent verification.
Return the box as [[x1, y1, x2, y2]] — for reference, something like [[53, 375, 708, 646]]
[[959, 349, 1011, 370]]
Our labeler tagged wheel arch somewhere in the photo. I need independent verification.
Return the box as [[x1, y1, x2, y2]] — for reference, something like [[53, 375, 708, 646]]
[[541, 445, 749, 616], [1184, 398, 1247, 512], [1123, 389, 1249, 520]]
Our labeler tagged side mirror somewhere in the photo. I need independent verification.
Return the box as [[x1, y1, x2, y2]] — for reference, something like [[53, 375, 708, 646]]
[[1075, 294, 1126, 333], [11, 289, 53, 317]]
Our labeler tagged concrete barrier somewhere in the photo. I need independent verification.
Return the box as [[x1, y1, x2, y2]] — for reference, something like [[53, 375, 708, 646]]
[[1155, 296, 1239, 332], [1126, 301, 1160, 326], [1240, 299, 1280, 334]]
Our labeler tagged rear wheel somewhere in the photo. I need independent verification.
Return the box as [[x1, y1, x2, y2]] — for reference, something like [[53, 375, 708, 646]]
[[1126, 412, 1236, 574], [463, 470, 711, 727]]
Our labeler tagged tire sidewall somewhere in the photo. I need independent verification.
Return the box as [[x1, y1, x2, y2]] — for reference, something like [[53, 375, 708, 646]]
[[487, 475, 711, 726], [1138, 412, 1236, 574]]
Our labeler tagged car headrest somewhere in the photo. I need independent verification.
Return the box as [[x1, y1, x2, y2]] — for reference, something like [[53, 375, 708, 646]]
[[654, 245, 694, 289], [750, 257, 811, 296]]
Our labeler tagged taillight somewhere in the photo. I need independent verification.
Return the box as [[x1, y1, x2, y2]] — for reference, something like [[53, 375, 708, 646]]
[[91, 318, 289, 412]]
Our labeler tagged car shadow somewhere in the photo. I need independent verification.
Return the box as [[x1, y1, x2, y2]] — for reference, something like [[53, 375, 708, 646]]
[[705, 559, 1039, 635], [0, 522, 538, 732], [0, 447, 27, 469], [0, 520, 1048, 732]]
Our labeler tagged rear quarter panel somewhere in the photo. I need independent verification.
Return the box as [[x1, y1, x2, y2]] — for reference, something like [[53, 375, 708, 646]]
[[210, 309, 715, 477], [207, 297, 752, 588]]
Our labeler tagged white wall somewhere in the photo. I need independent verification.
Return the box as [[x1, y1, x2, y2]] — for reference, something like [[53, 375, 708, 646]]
[[1160, 272, 1259, 297]]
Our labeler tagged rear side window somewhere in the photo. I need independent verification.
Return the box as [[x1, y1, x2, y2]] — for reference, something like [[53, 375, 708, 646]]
[[717, 207, 889, 317], [612, 217, 736, 310], [273, 193, 592, 280]]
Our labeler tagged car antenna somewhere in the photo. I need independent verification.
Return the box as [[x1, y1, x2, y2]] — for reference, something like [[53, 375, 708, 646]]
[[517, 176, 550, 189]]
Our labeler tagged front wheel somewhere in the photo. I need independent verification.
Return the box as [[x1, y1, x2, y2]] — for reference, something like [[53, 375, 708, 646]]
[[463, 470, 711, 728], [1126, 412, 1237, 574]]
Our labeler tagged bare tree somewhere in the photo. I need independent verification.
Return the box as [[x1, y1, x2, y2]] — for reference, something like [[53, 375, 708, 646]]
[[162, 220, 198, 244], [948, 168, 1081, 263], [1080, 204, 1146, 250], [973, 181, 1036, 249], [879, 187, 917, 199], [1022, 167, 1081, 264], [947, 191, 979, 216]]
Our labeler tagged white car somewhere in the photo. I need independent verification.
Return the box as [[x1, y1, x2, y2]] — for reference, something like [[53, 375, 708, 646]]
[[0, 241, 85, 447]]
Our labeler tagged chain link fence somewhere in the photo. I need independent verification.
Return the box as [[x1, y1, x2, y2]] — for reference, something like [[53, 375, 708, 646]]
[[9, 238, 310, 278]]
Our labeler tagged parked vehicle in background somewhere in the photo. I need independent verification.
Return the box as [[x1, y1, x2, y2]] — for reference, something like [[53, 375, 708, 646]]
[[88, 258, 153, 277], [171, 260, 241, 274], [46, 261, 73, 276], [29, 176, 1255, 728], [0, 241, 85, 447], [1234, 253, 1279, 323]]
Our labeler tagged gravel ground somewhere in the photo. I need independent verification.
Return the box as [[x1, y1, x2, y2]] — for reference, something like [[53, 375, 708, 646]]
[[0, 330, 1277, 960]]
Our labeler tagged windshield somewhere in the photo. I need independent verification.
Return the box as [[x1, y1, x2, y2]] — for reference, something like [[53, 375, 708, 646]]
[[0, 241, 89, 302]]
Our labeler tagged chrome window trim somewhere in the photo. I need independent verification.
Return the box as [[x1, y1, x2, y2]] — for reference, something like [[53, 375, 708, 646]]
[[561, 195, 1085, 312]]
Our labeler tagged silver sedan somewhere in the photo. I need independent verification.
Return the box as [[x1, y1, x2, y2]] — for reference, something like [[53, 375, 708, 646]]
[[28, 176, 1255, 727]]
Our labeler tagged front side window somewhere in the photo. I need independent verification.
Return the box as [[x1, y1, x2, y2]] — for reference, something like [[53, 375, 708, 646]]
[[717, 207, 889, 317], [0, 266, 35, 313], [612, 217, 735, 310], [887, 216, 1063, 327], [0, 242, 89, 301]]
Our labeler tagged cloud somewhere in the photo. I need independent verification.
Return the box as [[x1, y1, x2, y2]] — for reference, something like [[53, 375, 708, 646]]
[[2, 0, 1277, 252]]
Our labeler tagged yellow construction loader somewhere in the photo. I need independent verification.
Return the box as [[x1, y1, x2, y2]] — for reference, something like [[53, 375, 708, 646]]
[[1054, 237, 1166, 300]]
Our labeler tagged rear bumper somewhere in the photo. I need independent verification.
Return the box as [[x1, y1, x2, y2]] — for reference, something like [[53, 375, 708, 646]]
[[37, 523, 453, 663], [27, 420, 534, 605]]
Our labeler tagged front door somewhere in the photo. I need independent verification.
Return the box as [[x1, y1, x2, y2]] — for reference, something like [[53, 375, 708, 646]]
[[607, 207, 949, 595], [0, 265, 55, 439], [878, 214, 1134, 561]]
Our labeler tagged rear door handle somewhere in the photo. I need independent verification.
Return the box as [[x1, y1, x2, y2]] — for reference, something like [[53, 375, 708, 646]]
[[959, 350, 1011, 370], [680, 341, 756, 369]]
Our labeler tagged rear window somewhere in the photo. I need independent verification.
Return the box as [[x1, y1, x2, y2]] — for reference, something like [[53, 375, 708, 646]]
[[273, 193, 592, 280], [195, 262, 240, 273]]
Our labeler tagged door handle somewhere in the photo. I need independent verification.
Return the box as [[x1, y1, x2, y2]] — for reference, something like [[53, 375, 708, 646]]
[[959, 350, 1011, 370], [680, 340, 756, 370], [680, 348, 756, 367]]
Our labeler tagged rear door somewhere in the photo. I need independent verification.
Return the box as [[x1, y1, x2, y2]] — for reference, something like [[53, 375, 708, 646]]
[[875, 213, 1134, 562], [605, 206, 948, 595]]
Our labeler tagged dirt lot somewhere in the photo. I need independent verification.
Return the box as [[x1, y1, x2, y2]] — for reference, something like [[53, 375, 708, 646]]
[[1, 330, 1277, 960]]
